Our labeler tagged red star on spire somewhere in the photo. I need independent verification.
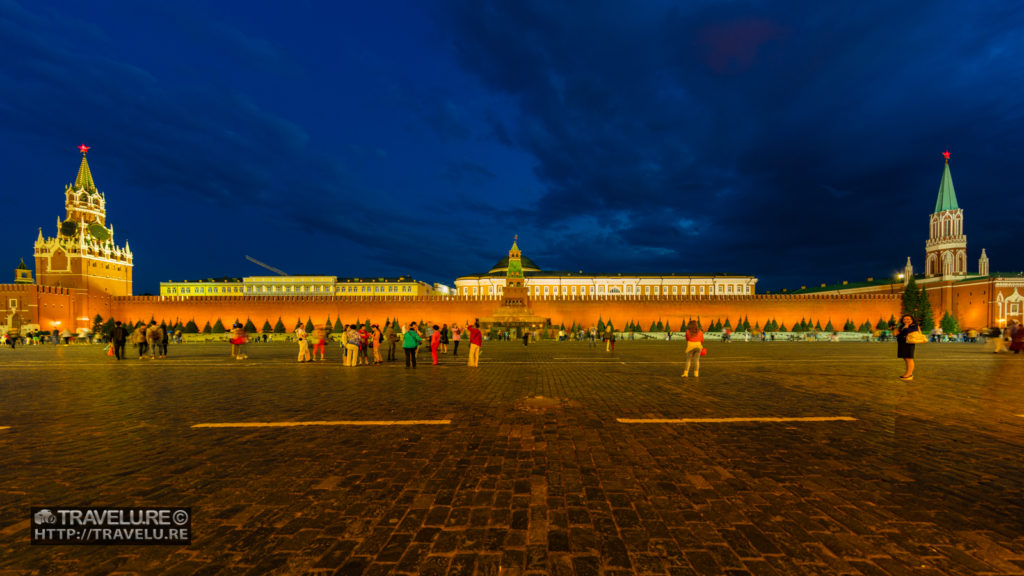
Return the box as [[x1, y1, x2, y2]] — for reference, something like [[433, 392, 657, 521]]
[[942, 149, 950, 162], [78, 143, 90, 155]]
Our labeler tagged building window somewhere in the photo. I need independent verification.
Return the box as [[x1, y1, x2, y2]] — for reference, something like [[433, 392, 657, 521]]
[[745, 286, 750, 294], [727, 285, 733, 293], [671, 286, 677, 295], [1012, 303, 1021, 315], [626, 286, 633, 294], [700, 286, 705, 295], [571, 286, 577, 295], [543, 286, 549, 296], [598, 285, 605, 294]]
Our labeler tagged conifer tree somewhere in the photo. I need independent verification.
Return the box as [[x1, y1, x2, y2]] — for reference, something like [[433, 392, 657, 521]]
[[305, 318, 314, 332], [202, 321, 212, 334], [212, 319, 225, 333], [185, 319, 199, 333], [918, 287, 935, 331], [844, 319, 855, 331], [273, 318, 286, 333], [724, 318, 732, 330], [607, 319, 614, 332], [875, 318, 887, 330], [940, 311, 960, 335], [778, 323, 788, 332], [243, 318, 257, 333], [100, 317, 115, 337], [650, 321, 657, 332], [334, 318, 345, 332], [664, 321, 672, 333], [888, 314, 897, 326], [753, 321, 761, 332], [597, 317, 605, 333], [656, 319, 664, 332], [902, 276, 921, 318], [814, 320, 823, 331], [262, 320, 273, 333], [859, 320, 872, 333], [825, 320, 834, 332]]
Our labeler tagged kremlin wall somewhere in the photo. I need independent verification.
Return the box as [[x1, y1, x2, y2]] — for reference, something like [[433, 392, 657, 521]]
[[4, 148, 1023, 336]]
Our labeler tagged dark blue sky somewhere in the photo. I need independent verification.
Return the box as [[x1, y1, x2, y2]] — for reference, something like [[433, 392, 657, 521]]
[[3, 0, 1022, 293]]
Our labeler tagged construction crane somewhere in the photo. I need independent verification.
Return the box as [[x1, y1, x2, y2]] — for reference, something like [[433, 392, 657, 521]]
[[245, 255, 289, 276]]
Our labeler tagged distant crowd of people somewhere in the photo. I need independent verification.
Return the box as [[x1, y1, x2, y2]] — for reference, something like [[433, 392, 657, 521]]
[[290, 321, 484, 368]]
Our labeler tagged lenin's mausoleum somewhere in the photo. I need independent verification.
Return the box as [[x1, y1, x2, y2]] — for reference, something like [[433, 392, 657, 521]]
[[2, 147, 1022, 336]]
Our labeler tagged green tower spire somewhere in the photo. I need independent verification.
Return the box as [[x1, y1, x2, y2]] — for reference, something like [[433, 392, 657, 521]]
[[507, 235, 523, 283], [75, 144, 96, 192], [934, 150, 958, 213]]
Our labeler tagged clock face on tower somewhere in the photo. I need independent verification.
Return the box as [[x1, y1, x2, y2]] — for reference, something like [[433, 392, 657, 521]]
[[88, 223, 109, 241]]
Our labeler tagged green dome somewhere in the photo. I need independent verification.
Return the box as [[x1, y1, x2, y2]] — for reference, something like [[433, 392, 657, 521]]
[[489, 254, 541, 274]]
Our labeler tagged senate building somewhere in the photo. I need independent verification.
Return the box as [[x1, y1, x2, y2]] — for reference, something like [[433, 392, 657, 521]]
[[454, 246, 758, 300]]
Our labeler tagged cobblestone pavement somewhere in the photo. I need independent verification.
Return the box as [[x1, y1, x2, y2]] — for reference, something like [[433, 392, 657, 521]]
[[1, 340, 1023, 575]]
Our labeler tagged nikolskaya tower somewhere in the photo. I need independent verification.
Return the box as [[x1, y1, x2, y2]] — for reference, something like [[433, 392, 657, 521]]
[[33, 144, 133, 295]]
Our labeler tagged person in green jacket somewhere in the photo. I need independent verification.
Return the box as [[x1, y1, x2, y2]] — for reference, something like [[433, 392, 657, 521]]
[[402, 322, 422, 369]]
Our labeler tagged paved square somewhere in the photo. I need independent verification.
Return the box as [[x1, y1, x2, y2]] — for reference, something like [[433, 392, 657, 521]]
[[1, 340, 1023, 575]]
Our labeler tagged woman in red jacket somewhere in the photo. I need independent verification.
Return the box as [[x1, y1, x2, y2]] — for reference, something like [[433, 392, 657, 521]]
[[430, 324, 442, 365], [682, 320, 704, 378]]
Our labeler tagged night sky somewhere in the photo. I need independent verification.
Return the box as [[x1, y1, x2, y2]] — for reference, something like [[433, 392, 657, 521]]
[[2, 1, 1023, 294]]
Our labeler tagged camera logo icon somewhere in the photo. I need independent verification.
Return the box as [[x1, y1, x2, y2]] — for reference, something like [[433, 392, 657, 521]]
[[34, 509, 57, 524]]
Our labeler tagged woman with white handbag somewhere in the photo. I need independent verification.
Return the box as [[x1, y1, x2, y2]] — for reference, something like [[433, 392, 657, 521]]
[[894, 314, 924, 381]]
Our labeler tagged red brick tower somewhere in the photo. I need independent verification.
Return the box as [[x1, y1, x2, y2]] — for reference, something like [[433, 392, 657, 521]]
[[33, 145, 133, 295]]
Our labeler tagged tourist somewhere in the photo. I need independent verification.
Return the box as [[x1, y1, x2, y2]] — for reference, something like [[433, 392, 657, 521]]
[[295, 323, 311, 362], [522, 329, 530, 346], [110, 321, 127, 360], [440, 324, 449, 353], [430, 324, 441, 365], [451, 324, 461, 356], [230, 321, 248, 360], [312, 323, 328, 361], [466, 322, 483, 367], [358, 324, 371, 365], [159, 323, 169, 358], [682, 320, 704, 378], [893, 314, 920, 380], [371, 324, 384, 364], [145, 321, 162, 359], [589, 326, 597, 347], [344, 325, 360, 367], [384, 323, 398, 361], [403, 322, 422, 368], [130, 323, 147, 358], [604, 325, 615, 352], [1011, 321, 1024, 355]]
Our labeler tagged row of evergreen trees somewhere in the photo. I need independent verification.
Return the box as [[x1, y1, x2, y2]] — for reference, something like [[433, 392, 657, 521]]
[[90, 315, 410, 337], [559, 315, 905, 334]]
